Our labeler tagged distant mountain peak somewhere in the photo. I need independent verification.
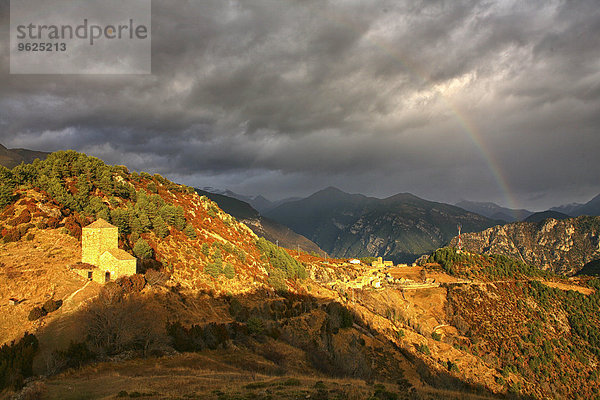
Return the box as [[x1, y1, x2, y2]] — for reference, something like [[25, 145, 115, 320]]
[[455, 199, 533, 222], [319, 186, 346, 194], [551, 193, 600, 217]]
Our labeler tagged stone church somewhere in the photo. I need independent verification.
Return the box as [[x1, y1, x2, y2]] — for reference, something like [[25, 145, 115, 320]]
[[75, 218, 137, 283]]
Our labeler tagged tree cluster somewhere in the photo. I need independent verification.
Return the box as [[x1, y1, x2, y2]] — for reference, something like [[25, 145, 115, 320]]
[[0, 333, 38, 390], [255, 237, 307, 280]]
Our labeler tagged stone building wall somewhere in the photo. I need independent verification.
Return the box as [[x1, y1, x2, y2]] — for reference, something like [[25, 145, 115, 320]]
[[74, 268, 112, 283], [78, 219, 137, 284], [81, 224, 118, 266], [99, 251, 137, 281]]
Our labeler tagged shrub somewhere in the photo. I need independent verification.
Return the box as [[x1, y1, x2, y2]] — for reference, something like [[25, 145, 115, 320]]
[[84, 295, 168, 356], [0, 333, 39, 390], [9, 210, 31, 226], [2, 228, 22, 243], [247, 317, 264, 336], [28, 306, 47, 321], [144, 269, 169, 286], [183, 224, 197, 239], [147, 182, 157, 193], [267, 269, 287, 292], [205, 262, 222, 278], [54, 341, 95, 370], [116, 274, 146, 293], [201, 243, 210, 256], [431, 331, 441, 341], [133, 238, 153, 259], [42, 299, 63, 313], [417, 343, 431, 355], [223, 263, 236, 279]]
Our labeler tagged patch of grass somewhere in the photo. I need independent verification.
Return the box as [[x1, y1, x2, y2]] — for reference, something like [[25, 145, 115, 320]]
[[278, 378, 301, 386], [244, 382, 269, 390]]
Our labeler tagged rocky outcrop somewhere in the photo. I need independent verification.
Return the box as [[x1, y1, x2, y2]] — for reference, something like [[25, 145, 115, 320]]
[[450, 216, 600, 274]]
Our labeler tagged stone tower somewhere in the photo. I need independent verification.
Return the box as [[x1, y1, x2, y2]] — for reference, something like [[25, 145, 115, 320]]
[[81, 218, 118, 266]]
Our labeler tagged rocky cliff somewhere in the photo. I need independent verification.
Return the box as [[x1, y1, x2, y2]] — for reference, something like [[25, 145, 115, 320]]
[[450, 216, 600, 274]]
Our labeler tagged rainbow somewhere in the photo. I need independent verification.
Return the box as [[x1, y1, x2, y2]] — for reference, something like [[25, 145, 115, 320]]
[[324, 9, 519, 210]]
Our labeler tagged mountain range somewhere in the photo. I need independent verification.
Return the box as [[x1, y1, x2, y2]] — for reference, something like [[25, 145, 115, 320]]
[[551, 193, 600, 217], [264, 186, 496, 263], [200, 187, 300, 214], [456, 195, 600, 222], [455, 200, 534, 222]]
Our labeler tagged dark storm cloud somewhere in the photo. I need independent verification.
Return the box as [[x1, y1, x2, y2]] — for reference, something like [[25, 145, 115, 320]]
[[1, 0, 599, 210]]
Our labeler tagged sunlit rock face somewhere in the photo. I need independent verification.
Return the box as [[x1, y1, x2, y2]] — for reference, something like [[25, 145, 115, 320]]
[[451, 216, 600, 274]]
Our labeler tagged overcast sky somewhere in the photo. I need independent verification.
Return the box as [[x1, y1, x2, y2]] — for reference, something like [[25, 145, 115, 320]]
[[1, 0, 599, 210]]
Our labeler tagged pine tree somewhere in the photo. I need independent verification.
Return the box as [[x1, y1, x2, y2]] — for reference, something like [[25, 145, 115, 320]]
[[153, 215, 169, 238], [133, 238, 153, 259], [223, 263, 236, 279], [183, 224, 197, 239]]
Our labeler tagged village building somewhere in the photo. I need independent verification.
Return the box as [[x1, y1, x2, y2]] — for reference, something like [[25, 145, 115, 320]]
[[74, 218, 136, 283], [371, 257, 394, 268]]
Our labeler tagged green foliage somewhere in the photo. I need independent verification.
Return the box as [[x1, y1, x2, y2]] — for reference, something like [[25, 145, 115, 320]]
[[133, 238, 153, 259], [0, 151, 194, 242], [201, 243, 210, 257], [417, 343, 431, 355], [205, 262, 222, 278], [255, 237, 307, 280], [183, 224, 197, 239], [159, 205, 186, 230], [223, 263, 236, 279], [232, 246, 246, 262], [246, 317, 264, 335], [110, 207, 133, 235], [152, 215, 170, 238], [0, 182, 16, 209], [526, 278, 600, 355], [146, 182, 158, 193], [0, 333, 39, 390], [431, 331, 442, 341], [212, 248, 223, 264], [426, 247, 550, 280], [267, 268, 288, 292]]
